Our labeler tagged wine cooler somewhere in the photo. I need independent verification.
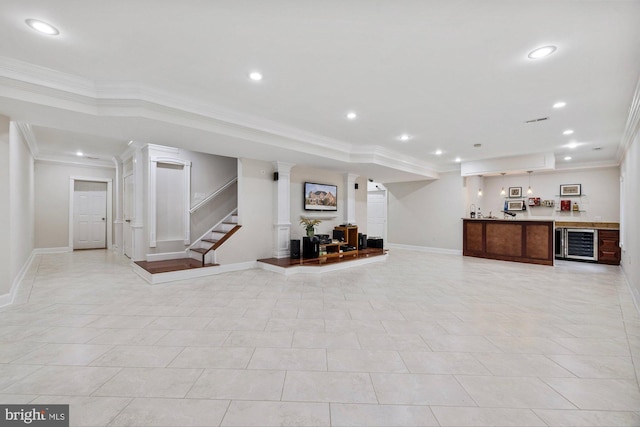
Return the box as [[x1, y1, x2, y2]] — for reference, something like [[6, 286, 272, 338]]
[[555, 228, 598, 261]]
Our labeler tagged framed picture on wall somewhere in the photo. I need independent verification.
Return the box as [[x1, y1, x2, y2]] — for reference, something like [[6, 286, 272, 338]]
[[508, 187, 522, 198], [560, 184, 581, 196], [507, 200, 525, 211]]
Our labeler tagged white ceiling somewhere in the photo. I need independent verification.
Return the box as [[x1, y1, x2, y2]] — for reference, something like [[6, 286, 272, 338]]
[[1, 1, 639, 181]]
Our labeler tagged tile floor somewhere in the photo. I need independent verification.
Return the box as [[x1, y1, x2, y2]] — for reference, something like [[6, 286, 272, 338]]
[[1, 249, 640, 426]]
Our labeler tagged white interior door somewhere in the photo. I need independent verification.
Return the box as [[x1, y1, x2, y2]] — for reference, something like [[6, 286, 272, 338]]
[[367, 189, 387, 241], [123, 174, 134, 258], [73, 181, 107, 249]]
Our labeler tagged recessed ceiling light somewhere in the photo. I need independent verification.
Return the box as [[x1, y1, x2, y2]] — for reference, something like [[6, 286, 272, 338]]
[[553, 101, 566, 109], [249, 71, 263, 81], [528, 45, 557, 59], [593, 147, 602, 151], [564, 156, 572, 161], [455, 157, 462, 163], [567, 142, 578, 149], [473, 143, 482, 148], [435, 149, 443, 155], [563, 129, 574, 135], [76, 151, 83, 157], [346, 112, 357, 120], [399, 134, 410, 141], [127, 140, 134, 146], [25, 19, 59, 35]]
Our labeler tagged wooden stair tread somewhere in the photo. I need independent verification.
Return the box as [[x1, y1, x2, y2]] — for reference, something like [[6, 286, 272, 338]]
[[191, 248, 207, 254], [202, 239, 218, 243]]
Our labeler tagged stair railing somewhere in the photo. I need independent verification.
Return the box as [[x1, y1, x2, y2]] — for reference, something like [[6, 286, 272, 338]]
[[189, 177, 237, 214]]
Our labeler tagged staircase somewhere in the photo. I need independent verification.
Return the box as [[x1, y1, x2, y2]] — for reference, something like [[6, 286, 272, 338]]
[[189, 210, 241, 266]]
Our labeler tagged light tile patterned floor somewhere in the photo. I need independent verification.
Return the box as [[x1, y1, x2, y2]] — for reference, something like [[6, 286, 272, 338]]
[[1, 249, 640, 426]]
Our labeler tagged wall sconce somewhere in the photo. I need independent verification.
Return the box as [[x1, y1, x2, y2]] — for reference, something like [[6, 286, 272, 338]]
[[527, 171, 533, 195], [500, 173, 506, 196], [478, 175, 483, 197]]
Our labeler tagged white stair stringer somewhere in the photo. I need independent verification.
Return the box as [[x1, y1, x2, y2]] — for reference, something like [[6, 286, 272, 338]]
[[189, 209, 240, 265]]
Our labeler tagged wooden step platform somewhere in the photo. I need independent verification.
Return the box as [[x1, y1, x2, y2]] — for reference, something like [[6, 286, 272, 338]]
[[135, 258, 218, 274], [258, 247, 387, 268]]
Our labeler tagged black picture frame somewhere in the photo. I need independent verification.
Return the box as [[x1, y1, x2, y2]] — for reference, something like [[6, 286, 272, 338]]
[[560, 184, 581, 196], [508, 187, 522, 198]]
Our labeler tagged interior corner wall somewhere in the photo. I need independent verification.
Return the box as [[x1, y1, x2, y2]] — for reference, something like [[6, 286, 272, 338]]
[[621, 134, 640, 304], [0, 117, 11, 297], [215, 158, 274, 264], [34, 162, 115, 249], [386, 172, 466, 250]]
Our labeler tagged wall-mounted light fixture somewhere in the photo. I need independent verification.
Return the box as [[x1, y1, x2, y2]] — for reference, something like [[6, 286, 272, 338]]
[[478, 175, 483, 197], [527, 171, 533, 195], [500, 173, 506, 196]]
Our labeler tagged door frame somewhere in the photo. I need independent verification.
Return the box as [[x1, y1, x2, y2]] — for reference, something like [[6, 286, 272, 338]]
[[69, 176, 113, 250], [367, 188, 388, 243], [122, 171, 134, 258]]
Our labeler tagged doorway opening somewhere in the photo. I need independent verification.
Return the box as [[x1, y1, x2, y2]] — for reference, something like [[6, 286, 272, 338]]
[[69, 177, 113, 250], [367, 181, 387, 243]]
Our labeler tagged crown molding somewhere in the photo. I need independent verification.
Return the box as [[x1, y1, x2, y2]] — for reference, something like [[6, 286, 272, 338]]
[[14, 122, 39, 157], [350, 145, 440, 179], [618, 73, 640, 162], [35, 154, 115, 169], [0, 56, 436, 180]]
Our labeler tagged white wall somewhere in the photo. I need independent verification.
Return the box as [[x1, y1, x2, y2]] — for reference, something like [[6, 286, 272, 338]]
[[34, 162, 115, 249], [289, 167, 367, 239], [621, 133, 639, 304], [479, 167, 620, 222], [181, 150, 236, 206], [0, 116, 10, 297], [386, 172, 467, 251], [0, 121, 35, 303], [216, 158, 273, 264]]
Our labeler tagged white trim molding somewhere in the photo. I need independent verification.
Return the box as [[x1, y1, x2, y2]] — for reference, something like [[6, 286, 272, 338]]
[[148, 156, 191, 248], [0, 252, 36, 308], [618, 73, 640, 162], [145, 251, 188, 262]]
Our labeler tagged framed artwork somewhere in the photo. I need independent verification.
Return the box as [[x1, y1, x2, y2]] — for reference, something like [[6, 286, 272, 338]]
[[508, 187, 522, 198], [560, 184, 581, 196], [507, 200, 525, 211]]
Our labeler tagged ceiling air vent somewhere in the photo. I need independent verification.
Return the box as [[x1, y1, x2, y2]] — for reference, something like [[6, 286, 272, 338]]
[[524, 117, 549, 123]]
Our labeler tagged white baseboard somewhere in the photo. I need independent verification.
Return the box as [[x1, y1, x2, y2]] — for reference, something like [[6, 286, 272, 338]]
[[145, 251, 188, 262], [133, 260, 258, 285], [257, 254, 387, 276], [0, 250, 37, 308], [33, 247, 72, 254], [622, 264, 640, 316], [386, 243, 462, 255]]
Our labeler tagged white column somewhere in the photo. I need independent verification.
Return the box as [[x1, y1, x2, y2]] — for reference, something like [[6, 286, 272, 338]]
[[344, 173, 358, 224], [273, 161, 295, 258], [132, 147, 146, 261]]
